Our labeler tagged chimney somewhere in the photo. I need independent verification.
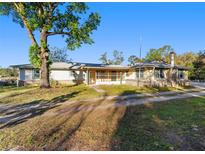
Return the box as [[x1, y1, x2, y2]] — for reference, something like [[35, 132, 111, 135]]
[[170, 51, 175, 67]]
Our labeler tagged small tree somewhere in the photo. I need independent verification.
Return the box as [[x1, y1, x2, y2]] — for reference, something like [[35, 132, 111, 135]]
[[145, 45, 174, 63], [99, 50, 124, 65], [175, 52, 197, 79], [49, 47, 71, 63], [0, 2, 100, 88], [112, 50, 124, 65], [0, 68, 18, 77], [99, 52, 110, 64], [176, 52, 197, 68], [128, 55, 143, 66], [193, 50, 205, 80]]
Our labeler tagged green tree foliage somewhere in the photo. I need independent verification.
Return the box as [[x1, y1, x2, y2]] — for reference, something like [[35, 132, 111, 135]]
[[193, 50, 205, 80], [128, 55, 143, 66], [49, 47, 71, 62], [0, 2, 101, 88], [0, 68, 18, 77], [29, 44, 41, 68], [112, 50, 124, 65], [176, 52, 197, 68], [99, 50, 124, 65], [99, 52, 110, 64], [145, 45, 174, 63], [175, 52, 197, 78]]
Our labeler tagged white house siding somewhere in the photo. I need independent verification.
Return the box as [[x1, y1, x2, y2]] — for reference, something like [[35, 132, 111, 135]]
[[50, 70, 74, 81], [125, 68, 155, 86], [19, 69, 39, 81], [50, 70, 85, 82], [96, 81, 126, 85], [25, 69, 33, 80], [19, 69, 25, 80], [125, 70, 136, 80], [18, 69, 38, 86]]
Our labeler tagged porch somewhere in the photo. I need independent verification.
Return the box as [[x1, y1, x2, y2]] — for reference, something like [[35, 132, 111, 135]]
[[86, 69, 127, 85]]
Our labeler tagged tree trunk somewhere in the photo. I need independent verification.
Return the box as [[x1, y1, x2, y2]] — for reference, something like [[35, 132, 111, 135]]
[[40, 30, 50, 88], [40, 55, 50, 88]]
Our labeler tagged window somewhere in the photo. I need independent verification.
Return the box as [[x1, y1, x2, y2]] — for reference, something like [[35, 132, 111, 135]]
[[136, 68, 144, 79], [83, 72, 86, 79], [25, 70, 33, 80], [111, 71, 117, 81], [96, 71, 106, 79], [33, 69, 40, 79], [154, 69, 164, 79], [178, 70, 184, 79]]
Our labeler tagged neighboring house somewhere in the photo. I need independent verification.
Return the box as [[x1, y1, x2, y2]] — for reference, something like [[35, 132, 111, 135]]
[[10, 52, 190, 87]]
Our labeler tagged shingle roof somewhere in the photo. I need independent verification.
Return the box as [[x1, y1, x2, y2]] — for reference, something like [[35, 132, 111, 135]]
[[132, 61, 169, 68], [10, 62, 129, 70], [50, 62, 73, 69], [132, 61, 189, 70], [68, 62, 103, 69], [10, 64, 34, 69], [10, 62, 73, 69], [10, 61, 189, 70]]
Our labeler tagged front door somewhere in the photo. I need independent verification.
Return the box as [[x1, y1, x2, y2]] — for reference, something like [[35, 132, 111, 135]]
[[89, 71, 96, 84], [111, 71, 117, 81]]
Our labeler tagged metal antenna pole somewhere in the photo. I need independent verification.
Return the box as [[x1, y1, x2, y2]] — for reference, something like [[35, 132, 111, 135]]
[[138, 36, 142, 86], [139, 36, 142, 60]]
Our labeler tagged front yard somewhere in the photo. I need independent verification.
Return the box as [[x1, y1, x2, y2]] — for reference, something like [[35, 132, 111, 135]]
[[0, 84, 204, 150], [0, 84, 185, 105], [0, 84, 101, 105], [97, 84, 184, 96]]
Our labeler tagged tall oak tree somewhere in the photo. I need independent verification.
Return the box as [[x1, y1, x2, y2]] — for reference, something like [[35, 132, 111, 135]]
[[0, 2, 100, 88]]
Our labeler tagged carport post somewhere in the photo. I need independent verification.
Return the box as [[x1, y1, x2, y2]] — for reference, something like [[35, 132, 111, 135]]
[[86, 69, 89, 85], [120, 71, 122, 84]]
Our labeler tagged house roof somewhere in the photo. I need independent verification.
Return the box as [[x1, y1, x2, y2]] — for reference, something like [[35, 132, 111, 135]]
[[132, 61, 171, 69], [79, 63, 130, 70], [10, 64, 34, 69], [10, 62, 130, 70], [10, 62, 73, 70], [68, 62, 103, 69], [132, 61, 189, 70], [10, 61, 189, 70], [50, 62, 73, 69]]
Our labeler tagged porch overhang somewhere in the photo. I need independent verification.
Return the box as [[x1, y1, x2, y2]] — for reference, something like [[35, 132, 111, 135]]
[[81, 66, 130, 71], [84, 67, 129, 85]]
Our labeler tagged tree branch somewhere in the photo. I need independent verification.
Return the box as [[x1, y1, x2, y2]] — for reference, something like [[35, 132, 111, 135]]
[[47, 31, 70, 36], [13, 3, 38, 46]]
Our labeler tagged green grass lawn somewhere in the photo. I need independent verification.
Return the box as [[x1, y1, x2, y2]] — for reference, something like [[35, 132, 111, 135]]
[[112, 97, 205, 150], [0, 84, 101, 105], [0, 85, 36, 94], [0, 84, 193, 106], [0, 94, 205, 150], [98, 84, 184, 96]]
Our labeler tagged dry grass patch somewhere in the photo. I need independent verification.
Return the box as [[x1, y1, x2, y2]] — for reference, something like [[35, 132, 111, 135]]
[[98, 84, 181, 96], [0, 99, 126, 150], [0, 84, 101, 105], [1, 96, 205, 150]]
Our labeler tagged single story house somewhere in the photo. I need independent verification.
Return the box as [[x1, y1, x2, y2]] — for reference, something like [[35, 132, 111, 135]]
[[10, 52, 190, 87]]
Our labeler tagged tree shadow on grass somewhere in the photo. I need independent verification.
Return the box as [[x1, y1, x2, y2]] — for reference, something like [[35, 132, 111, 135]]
[[109, 90, 173, 151], [110, 91, 205, 151], [27, 97, 107, 150], [0, 91, 81, 129]]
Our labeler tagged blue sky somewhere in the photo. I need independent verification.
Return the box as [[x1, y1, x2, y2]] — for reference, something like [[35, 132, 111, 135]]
[[1, 2, 205, 67]]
